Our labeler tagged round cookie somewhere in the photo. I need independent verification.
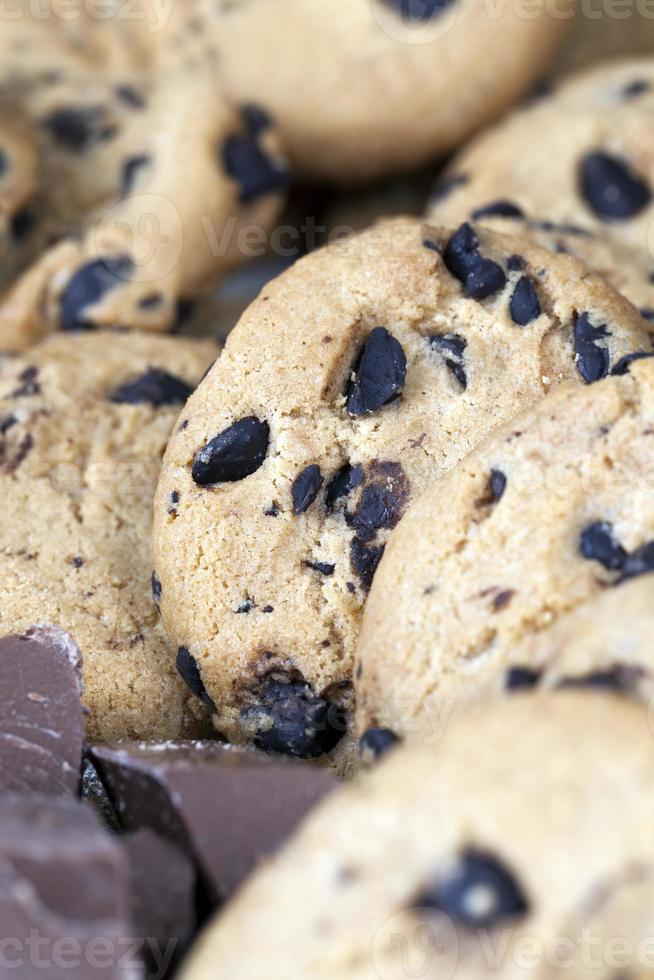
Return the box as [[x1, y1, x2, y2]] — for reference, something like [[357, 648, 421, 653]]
[[0, 46, 288, 345], [356, 357, 654, 741], [152, 218, 650, 770], [161, 0, 574, 182], [427, 59, 654, 257], [180, 694, 654, 980], [0, 330, 218, 742]]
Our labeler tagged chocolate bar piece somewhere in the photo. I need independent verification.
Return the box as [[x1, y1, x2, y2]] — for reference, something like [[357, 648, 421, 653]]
[[0, 627, 85, 796], [123, 829, 196, 972], [89, 742, 338, 904], [0, 796, 139, 979]]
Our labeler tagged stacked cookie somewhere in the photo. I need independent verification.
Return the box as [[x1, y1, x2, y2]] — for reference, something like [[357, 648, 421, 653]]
[[5, 5, 654, 980]]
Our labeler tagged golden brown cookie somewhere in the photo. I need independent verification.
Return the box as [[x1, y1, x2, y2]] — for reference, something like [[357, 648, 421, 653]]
[[152, 218, 649, 771]]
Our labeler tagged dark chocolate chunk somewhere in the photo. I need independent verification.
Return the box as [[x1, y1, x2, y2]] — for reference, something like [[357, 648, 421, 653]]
[[507, 254, 526, 272], [0, 796, 136, 974], [381, 0, 456, 21], [443, 223, 507, 300], [325, 464, 364, 511], [123, 828, 196, 972], [89, 741, 338, 904], [579, 152, 651, 220], [358, 728, 400, 764], [505, 666, 541, 691], [80, 757, 121, 833], [579, 522, 627, 571], [618, 541, 654, 583], [175, 647, 215, 710], [11, 365, 40, 397], [573, 312, 611, 383], [60, 255, 133, 332], [490, 468, 507, 502], [223, 107, 289, 203], [241, 675, 346, 759], [110, 368, 193, 407], [416, 849, 529, 928], [351, 536, 385, 590], [347, 464, 409, 538], [346, 327, 407, 417], [610, 351, 654, 376], [621, 79, 651, 99], [192, 416, 269, 485], [11, 206, 37, 241], [304, 560, 335, 576], [41, 105, 106, 153], [430, 333, 467, 388], [120, 153, 150, 197], [471, 200, 524, 220], [557, 664, 645, 692], [0, 627, 84, 796], [510, 276, 541, 326], [292, 464, 324, 514]]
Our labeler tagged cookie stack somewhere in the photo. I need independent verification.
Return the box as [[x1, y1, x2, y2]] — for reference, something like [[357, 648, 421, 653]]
[[3, 4, 654, 980]]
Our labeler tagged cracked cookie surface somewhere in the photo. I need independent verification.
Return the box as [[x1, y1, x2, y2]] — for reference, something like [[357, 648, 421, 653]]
[[180, 694, 654, 980], [152, 219, 649, 771], [356, 358, 654, 740], [0, 330, 218, 741]]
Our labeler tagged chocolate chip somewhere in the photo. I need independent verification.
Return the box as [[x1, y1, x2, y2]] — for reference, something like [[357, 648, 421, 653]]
[[490, 469, 507, 502], [510, 276, 541, 326], [640, 308, 654, 322], [416, 849, 529, 928], [11, 366, 40, 398], [192, 417, 269, 486], [292, 464, 324, 515], [241, 675, 346, 759], [110, 368, 193, 407], [121, 154, 150, 197], [620, 79, 651, 99], [579, 152, 651, 220], [351, 537, 385, 590], [346, 327, 407, 417], [470, 200, 524, 220], [443, 223, 507, 300], [618, 541, 654, 583], [115, 85, 145, 109], [579, 522, 627, 571], [492, 589, 514, 611], [507, 254, 526, 272], [151, 571, 162, 605], [573, 312, 611, 383], [175, 647, 214, 709], [358, 728, 399, 763], [41, 105, 106, 153], [611, 351, 654, 376], [422, 238, 439, 252], [304, 560, 335, 576], [429, 173, 469, 205], [223, 107, 289, 203], [380, 0, 456, 18], [265, 503, 280, 517], [242, 103, 272, 135], [505, 666, 541, 690], [348, 480, 405, 538], [60, 255, 133, 332], [429, 334, 467, 388], [325, 464, 364, 512], [557, 664, 645, 692]]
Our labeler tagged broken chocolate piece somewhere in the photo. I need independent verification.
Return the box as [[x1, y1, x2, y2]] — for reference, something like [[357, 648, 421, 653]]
[[0, 627, 85, 796], [89, 741, 338, 904]]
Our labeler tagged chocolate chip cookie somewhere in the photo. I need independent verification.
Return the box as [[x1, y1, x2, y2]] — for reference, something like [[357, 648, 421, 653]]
[[152, 218, 649, 770], [0, 47, 288, 347], [0, 330, 218, 741], [180, 694, 654, 980], [356, 357, 654, 741], [163, 0, 573, 182], [428, 59, 654, 255]]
